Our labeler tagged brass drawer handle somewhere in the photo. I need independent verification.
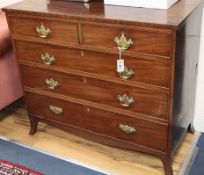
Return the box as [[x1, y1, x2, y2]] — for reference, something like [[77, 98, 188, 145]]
[[36, 24, 51, 38], [45, 78, 59, 90], [118, 66, 134, 80], [41, 53, 55, 65], [114, 32, 133, 51], [49, 105, 63, 115], [119, 124, 136, 134], [117, 94, 135, 107]]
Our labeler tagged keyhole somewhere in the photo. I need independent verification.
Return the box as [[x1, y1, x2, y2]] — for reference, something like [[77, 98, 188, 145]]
[[82, 77, 87, 84], [86, 107, 90, 112], [80, 50, 84, 57]]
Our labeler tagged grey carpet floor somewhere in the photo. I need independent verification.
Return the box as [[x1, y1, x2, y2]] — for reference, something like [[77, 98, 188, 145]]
[[187, 133, 204, 175], [0, 138, 111, 175]]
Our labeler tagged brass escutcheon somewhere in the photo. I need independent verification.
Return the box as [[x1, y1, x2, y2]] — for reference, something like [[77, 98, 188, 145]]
[[117, 94, 135, 107], [45, 78, 59, 90], [41, 53, 55, 65], [118, 66, 135, 80], [36, 24, 51, 38], [49, 105, 63, 115], [114, 32, 133, 51], [119, 124, 136, 134]]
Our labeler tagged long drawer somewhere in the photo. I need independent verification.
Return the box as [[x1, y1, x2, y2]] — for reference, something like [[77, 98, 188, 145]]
[[82, 24, 172, 57], [20, 65, 168, 119], [15, 40, 170, 88], [9, 17, 79, 44], [26, 92, 168, 152]]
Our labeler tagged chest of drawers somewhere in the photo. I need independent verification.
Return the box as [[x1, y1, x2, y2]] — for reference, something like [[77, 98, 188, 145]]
[[3, 0, 203, 174]]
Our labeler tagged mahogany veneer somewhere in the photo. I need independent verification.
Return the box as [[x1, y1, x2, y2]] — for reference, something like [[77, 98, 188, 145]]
[[3, 0, 203, 174], [26, 91, 168, 152], [82, 24, 172, 57], [15, 40, 170, 87], [20, 65, 168, 119], [10, 17, 79, 44]]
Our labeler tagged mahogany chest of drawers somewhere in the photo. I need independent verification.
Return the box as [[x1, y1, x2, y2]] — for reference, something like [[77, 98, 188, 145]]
[[3, 0, 203, 174]]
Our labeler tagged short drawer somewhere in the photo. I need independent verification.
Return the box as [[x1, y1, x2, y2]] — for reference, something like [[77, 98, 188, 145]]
[[9, 17, 78, 44], [26, 92, 168, 152], [20, 65, 168, 119], [82, 24, 172, 57], [15, 40, 170, 87]]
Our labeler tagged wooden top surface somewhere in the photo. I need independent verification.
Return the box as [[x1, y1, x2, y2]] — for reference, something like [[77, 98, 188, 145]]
[[3, 0, 203, 29]]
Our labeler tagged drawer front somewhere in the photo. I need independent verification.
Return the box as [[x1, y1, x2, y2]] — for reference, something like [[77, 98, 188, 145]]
[[15, 40, 83, 70], [20, 65, 87, 99], [15, 40, 170, 87], [82, 24, 172, 57], [10, 17, 79, 44], [82, 77, 168, 119], [20, 65, 168, 119], [26, 92, 168, 152]]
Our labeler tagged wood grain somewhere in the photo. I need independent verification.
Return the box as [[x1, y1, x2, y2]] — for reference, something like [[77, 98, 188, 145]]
[[25, 92, 168, 152], [14, 40, 171, 88], [82, 24, 172, 57], [20, 65, 169, 119], [9, 16, 79, 44], [3, 0, 203, 29]]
